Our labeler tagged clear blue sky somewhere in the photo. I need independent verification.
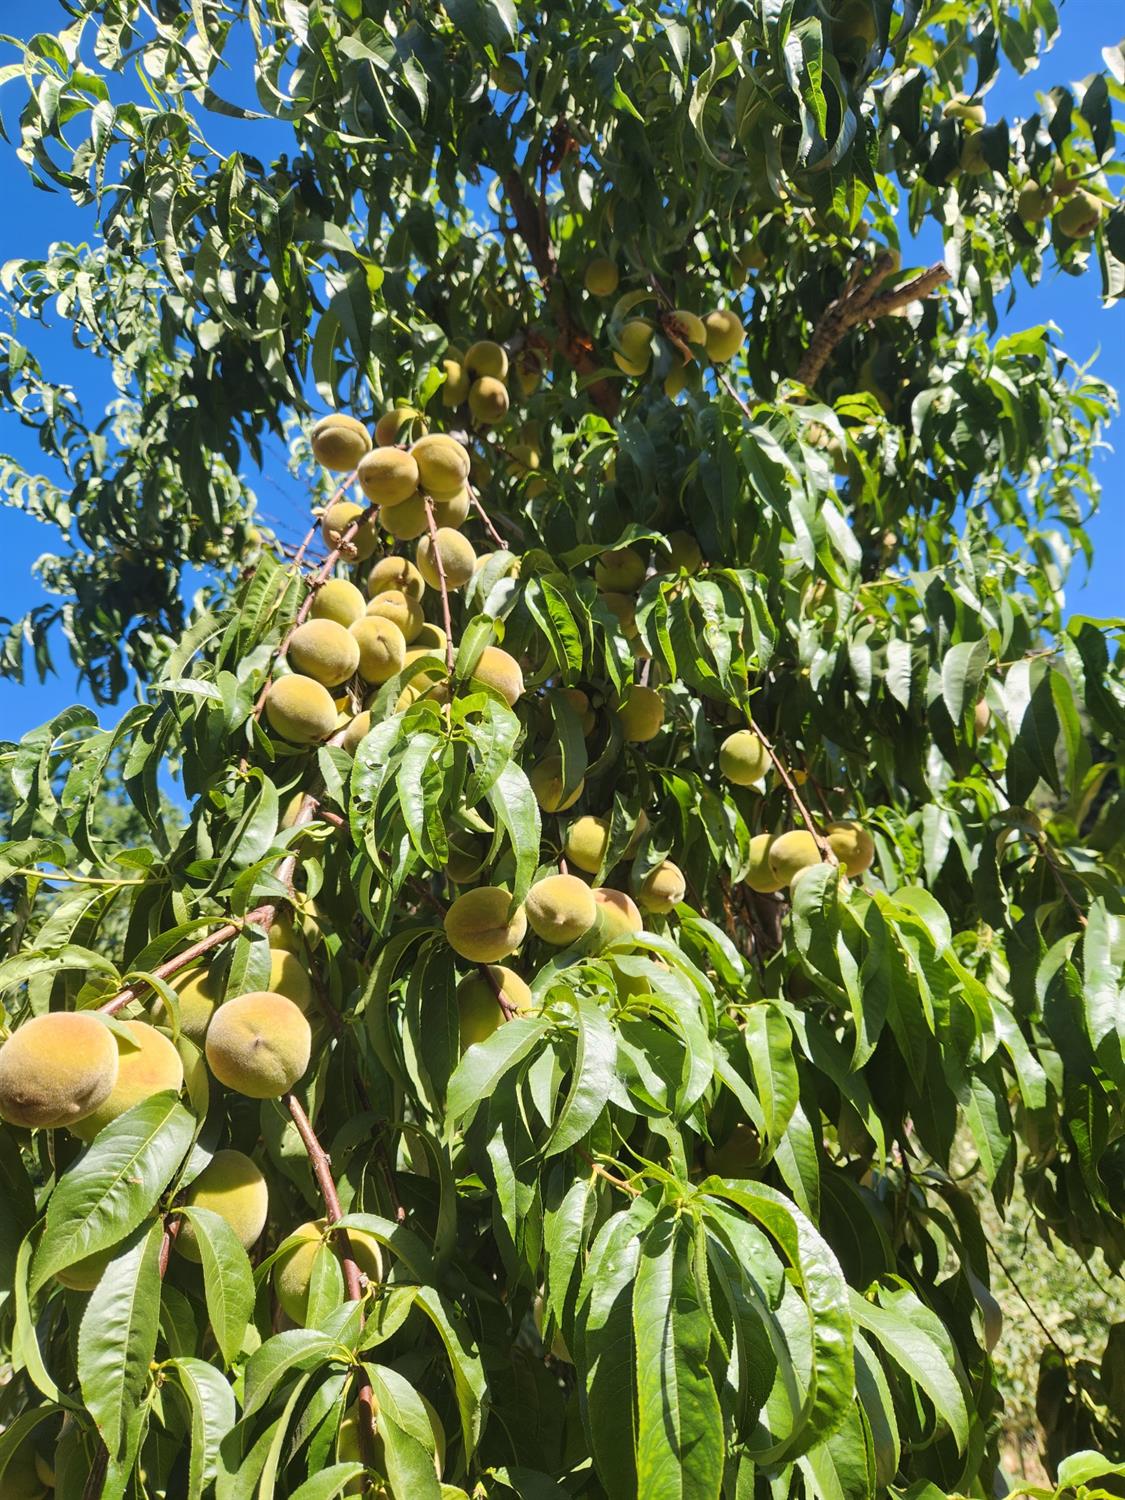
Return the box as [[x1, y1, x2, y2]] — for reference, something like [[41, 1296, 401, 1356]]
[[0, 1, 1120, 741]]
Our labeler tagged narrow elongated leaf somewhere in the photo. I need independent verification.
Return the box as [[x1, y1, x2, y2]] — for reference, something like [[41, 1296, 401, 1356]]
[[181, 1206, 255, 1365], [32, 1093, 194, 1291], [77, 1219, 163, 1460]]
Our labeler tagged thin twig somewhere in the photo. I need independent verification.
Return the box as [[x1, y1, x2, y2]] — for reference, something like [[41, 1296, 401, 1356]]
[[578, 1147, 641, 1196], [285, 1093, 378, 1469], [748, 717, 836, 863], [468, 483, 510, 551], [795, 255, 950, 388], [422, 497, 457, 675], [249, 489, 372, 728], [985, 1227, 1068, 1358]]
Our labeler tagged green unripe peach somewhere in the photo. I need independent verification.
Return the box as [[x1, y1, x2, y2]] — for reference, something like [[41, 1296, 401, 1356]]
[[268, 948, 315, 1013], [469, 646, 524, 706], [0, 1012, 119, 1130], [320, 500, 379, 561], [374, 407, 423, 447], [635, 860, 686, 915], [705, 1122, 760, 1178], [601, 591, 638, 636], [368, 555, 426, 601], [312, 578, 367, 628], [411, 434, 471, 499], [310, 413, 372, 472], [350, 616, 407, 684], [165, 966, 222, 1042], [342, 710, 371, 755], [444, 887, 527, 963], [357, 446, 420, 507], [825, 820, 875, 877], [703, 309, 745, 362], [1017, 184, 1052, 223], [273, 1218, 384, 1324], [526, 873, 598, 946], [767, 829, 822, 887], [468, 376, 510, 425], [414, 621, 447, 653], [366, 589, 423, 642], [832, 0, 877, 49], [1057, 189, 1104, 238], [595, 546, 646, 592], [205, 991, 311, 1098], [593, 887, 643, 941], [959, 131, 989, 176], [663, 363, 689, 400], [417, 528, 477, 590], [378, 492, 429, 541], [176, 1149, 269, 1262], [1051, 160, 1083, 198], [457, 966, 533, 1048], [265, 674, 338, 744], [431, 488, 471, 529], [2, 1440, 50, 1499], [616, 685, 664, 743], [719, 729, 769, 786], [287, 619, 360, 688], [70, 1021, 184, 1141], [944, 97, 986, 125], [613, 319, 653, 376], [465, 340, 509, 381], [529, 755, 584, 813], [744, 833, 786, 894], [564, 815, 610, 875], [559, 686, 596, 735], [668, 309, 707, 345], [441, 354, 471, 408], [584, 258, 619, 297], [665, 530, 702, 573], [56, 1240, 117, 1292], [445, 830, 487, 883]]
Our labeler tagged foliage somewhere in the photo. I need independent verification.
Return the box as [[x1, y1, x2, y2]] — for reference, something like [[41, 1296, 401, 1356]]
[[0, 2, 1122, 1497]]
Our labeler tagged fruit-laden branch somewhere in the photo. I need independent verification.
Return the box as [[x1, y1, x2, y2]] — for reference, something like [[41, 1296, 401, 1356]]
[[422, 497, 457, 675], [248, 482, 370, 728], [502, 170, 621, 420], [749, 716, 837, 865], [795, 254, 951, 389], [285, 1092, 378, 1469]]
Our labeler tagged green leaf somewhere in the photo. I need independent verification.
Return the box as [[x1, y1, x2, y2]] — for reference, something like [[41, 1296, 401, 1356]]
[[77, 1218, 163, 1460], [632, 1214, 724, 1500], [486, 762, 542, 903], [181, 1206, 256, 1365], [445, 1015, 550, 1125], [242, 1330, 347, 1421], [32, 1093, 195, 1292], [850, 1287, 969, 1451], [412, 1286, 486, 1458], [167, 1357, 238, 1500]]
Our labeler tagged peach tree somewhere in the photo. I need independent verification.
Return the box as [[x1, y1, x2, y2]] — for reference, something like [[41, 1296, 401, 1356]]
[[0, 1, 1123, 1496]]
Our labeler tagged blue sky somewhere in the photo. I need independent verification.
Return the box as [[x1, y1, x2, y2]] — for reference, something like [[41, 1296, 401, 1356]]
[[0, 1, 1120, 742]]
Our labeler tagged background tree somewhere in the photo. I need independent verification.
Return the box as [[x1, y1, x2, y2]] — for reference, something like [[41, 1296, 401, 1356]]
[[0, 2, 1123, 1497]]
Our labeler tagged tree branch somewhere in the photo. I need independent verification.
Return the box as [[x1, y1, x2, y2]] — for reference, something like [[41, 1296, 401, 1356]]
[[285, 1092, 378, 1469], [422, 497, 457, 675], [503, 170, 620, 420], [748, 717, 836, 864], [795, 254, 950, 389]]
